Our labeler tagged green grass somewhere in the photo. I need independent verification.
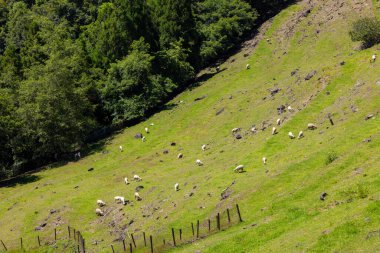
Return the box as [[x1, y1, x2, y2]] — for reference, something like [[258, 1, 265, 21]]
[[1, 0, 380, 252]]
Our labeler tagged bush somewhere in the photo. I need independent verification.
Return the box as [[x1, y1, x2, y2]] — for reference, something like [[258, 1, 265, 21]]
[[325, 151, 338, 165], [350, 17, 380, 48]]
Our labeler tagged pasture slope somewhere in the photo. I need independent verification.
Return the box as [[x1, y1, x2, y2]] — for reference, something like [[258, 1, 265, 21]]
[[1, 0, 380, 252]]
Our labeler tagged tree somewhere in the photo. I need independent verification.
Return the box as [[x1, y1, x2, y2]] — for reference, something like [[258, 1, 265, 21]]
[[350, 17, 380, 48]]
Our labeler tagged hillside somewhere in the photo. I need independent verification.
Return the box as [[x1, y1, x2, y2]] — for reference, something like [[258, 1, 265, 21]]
[[1, 0, 380, 252]]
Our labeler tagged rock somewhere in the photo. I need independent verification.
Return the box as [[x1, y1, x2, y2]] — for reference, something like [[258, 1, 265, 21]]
[[163, 150, 169, 154], [305, 70, 317, 80], [170, 142, 176, 146], [189, 192, 194, 197], [235, 134, 242, 140], [50, 209, 57, 214], [291, 69, 299, 76], [88, 168, 94, 172], [134, 133, 143, 139], [135, 186, 144, 192], [340, 61, 345, 66], [74, 186, 79, 189], [365, 114, 374, 120], [269, 88, 281, 96], [243, 53, 249, 57], [194, 95, 206, 102], [216, 108, 225, 116], [320, 192, 328, 201]]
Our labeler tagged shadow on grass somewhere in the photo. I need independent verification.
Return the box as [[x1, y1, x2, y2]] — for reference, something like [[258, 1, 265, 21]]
[[0, 174, 41, 188], [188, 68, 227, 91]]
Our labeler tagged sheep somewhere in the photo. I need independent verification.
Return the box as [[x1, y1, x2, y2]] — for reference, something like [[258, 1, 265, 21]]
[[177, 153, 183, 159], [262, 157, 267, 165], [307, 123, 317, 130], [95, 208, 104, 216], [287, 106, 294, 112], [97, 200, 106, 207], [196, 159, 203, 166], [371, 54, 376, 63], [174, 183, 179, 191], [234, 165, 244, 173], [119, 145, 123, 152], [288, 132, 295, 139], [216, 66, 220, 72], [145, 127, 149, 133], [272, 127, 277, 135], [232, 128, 240, 133], [133, 175, 142, 181], [142, 136, 146, 142], [276, 118, 281, 126], [246, 64, 250, 69], [134, 192, 142, 201], [114, 196, 126, 205], [251, 126, 257, 133], [201, 144, 207, 151], [298, 131, 304, 139], [124, 177, 129, 185], [150, 123, 154, 126]]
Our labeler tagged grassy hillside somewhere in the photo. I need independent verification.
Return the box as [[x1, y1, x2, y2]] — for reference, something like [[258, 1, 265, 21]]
[[1, 0, 380, 252]]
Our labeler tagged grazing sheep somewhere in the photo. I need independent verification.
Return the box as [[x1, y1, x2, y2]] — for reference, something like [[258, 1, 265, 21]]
[[97, 200, 106, 207], [133, 175, 142, 181], [307, 123, 317, 130], [246, 64, 250, 69], [119, 145, 123, 152], [287, 106, 294, 112], [371, 54, 376, 63], [114, 196, 126, 205], [298, 131, 304, 139], [251, 126, 257, 133], [288, 132, 295, 139], [134, 192, 142, 201], [95, 208, 104, 216], [272, 127, 277, 135], [232, 128, 240, 133], [177, 153, 183, 159], [320, 192, 328, 201], [145, 127, 149, 133], [276, 118, 281, 126], [216, 66, 220, 72], [150, 123, 154, 126], [124, 177, 129, 185], [201, 144, 207, 151], [234, 165, 244, 173], [142, 136, 146, 142], [174, 183, 179, 191], [196, 159, 203, 166], [262, 157, 267, 165]]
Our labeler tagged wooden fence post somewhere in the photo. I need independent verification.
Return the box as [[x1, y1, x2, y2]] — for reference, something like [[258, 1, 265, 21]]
[[37, 235, 41, 246], [191, 223, 194, 236], [227, 208, 231, 223], [143, 232, 147, 247], [163, 239, 165, 245], [208, 219, 211, 232], [68, 226, 71, 238], [54, 228, 57, 241], [111, 245, 115, 253], [171, 228, 176, 246], [236, 204, 243, 222], [150, 235, 153, 253], [122, 239, 126, 251], [131, 233, 136, 248], [73, 229, 76, 240], [129, 243, 133, 253], [217, 213, 221, 230], [179, 229, 182, 240], [20, 237, 23, 249], [196, 220, 200, 238], [1, 240, 7, 251]]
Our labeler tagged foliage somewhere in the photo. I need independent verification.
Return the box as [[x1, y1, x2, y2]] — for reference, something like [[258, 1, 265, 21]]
[[350, 17, 380, 48], [325, 151, 338, 165]]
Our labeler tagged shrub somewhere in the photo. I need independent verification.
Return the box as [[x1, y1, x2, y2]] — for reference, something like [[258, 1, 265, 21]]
[[349, 17, 380, 48], [325, 151, 338, 165]]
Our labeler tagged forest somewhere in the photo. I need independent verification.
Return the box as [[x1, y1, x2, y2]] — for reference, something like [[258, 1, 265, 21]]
[[0, 0, 293, 179]]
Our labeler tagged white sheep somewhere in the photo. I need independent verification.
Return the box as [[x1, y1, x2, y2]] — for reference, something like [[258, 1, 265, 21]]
[[177, 153, 183, 159], [287, 106, 294, 112], [307, 123, 317, 130], [196, 159, 203, 166], [119, 145, 123, 152], [372, 54, 376, 62], [124, 177, 129, 185], [174, 183, 179, 191], [272, 127, 277, 135], [251, 126, 257, 133], [246, 64, 250, 69], [150, 123, 154, 126], [234, 165, 244, 173], [145, 127, 149, 133], [95, 208, 104, 216], [134, 192, 142, 201], [201, 144, 207, 151], [114, 196, 126, 205], [97, 200, 106, 207], [133, 175, 142, 181], [288, 132, 295, 139], [276, 118, 281, 126], [142, 136, 146, 142], [232, 128, 240, 133], [262, 157, 267, 165], [298, 131, 304, 139]]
